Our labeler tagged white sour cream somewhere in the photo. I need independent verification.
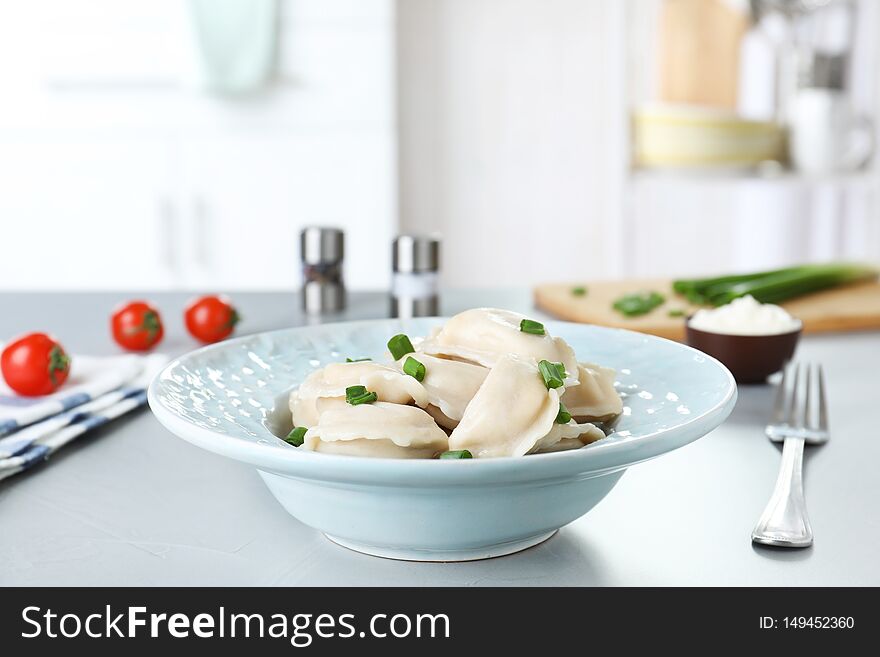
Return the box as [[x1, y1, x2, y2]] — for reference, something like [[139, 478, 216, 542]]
[[688, 295, 801, 336]]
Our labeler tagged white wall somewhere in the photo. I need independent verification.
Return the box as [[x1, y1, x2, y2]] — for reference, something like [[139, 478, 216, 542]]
[[397, 0, 620, 287]]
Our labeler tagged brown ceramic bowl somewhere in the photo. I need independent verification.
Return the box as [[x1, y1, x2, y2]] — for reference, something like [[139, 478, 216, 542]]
[[684, 320, 802, 384]]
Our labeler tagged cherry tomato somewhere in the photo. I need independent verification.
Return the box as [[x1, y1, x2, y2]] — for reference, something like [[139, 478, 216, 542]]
[[1, 333, 71, 396], [184, 295, 240, 344], [111, 300, 164, 351]]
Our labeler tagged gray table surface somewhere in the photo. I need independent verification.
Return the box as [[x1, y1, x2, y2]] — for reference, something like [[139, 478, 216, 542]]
[[1, 290, 878, 586]]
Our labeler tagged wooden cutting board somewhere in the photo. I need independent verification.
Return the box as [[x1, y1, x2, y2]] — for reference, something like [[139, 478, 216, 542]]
[[534, 279, 880, 341]]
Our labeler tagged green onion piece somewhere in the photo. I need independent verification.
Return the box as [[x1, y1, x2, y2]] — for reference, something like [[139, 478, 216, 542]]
[[345, 384, 378, 406], [667, 309, 686, 318], [345, 385, 367, 400], [571, 286, 588, 296], [519, 319, 546, 335], [402, 356, 426, 382], [345, 357, 371, 363], [347, 391, 378, 406], [553, 362, 566, 380], [439, 450, 473, 460], [387, 334, 415, 360], [612, 291, 666, 317], [555, 402, 572, 424], [285, 426, 307, 447], [538, 359, 565, 389]]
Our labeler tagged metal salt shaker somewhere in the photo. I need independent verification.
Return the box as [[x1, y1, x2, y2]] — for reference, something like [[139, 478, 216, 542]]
[[301, 227, 346, 314], [391, 235, 440, 318]]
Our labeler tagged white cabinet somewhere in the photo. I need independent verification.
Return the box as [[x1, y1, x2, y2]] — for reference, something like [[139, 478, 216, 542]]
[[0, 0, 395, 291], [0, 131, 394, 291], [0, 139, 179, 289], [625, 174, 880, 278], [178, 132, 394, 291]]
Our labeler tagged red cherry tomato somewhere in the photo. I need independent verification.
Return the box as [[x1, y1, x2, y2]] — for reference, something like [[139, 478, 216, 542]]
[[111, 300, 164, 351], [184, 295, 240, 344], [1, 333, 71, 397]]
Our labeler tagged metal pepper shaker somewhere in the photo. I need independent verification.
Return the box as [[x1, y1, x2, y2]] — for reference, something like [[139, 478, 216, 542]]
[[300, 227, 346, 314], [391, 234, 440, 318]]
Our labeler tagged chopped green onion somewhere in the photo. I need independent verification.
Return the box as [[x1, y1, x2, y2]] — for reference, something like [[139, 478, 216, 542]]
[[347, 391, 378, 406], [402, 356, 426, 382], [538, 359, 565, 389], [345, 385, 378, 405], [667, 309, 686, 318], [519, 319, 546, 335], [555, 402, 571, 424], [345, 385, 367, 399], [285, 426, 307, 447], [387, 334, 415, 360], [345, 357, 371, 363], [439, 450, 473, 460], [571, 286, 588, 297], [612, 291, 666, 317]]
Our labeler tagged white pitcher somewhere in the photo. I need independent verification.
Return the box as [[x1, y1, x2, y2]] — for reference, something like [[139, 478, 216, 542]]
[[788, 87, 874, 174]]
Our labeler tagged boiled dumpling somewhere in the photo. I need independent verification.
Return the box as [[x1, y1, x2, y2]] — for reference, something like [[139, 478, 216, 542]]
[[447, 355, 603, 457], [531, 422, 605, 454], [303, 401, 448, 458], [419, 308, 579, 386], [395, 353, 488, 430], [448, 354, 572, 458], [290, 361, 428, 427], [560, 362, 622, 422]]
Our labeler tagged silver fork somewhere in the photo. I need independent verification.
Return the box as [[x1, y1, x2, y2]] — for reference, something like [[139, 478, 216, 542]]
[[751, 363, 830, 548]]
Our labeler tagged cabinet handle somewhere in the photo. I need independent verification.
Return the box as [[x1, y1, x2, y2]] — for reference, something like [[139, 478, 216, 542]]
[[194, 197, 211, 270], [158, 198, 177, 273]]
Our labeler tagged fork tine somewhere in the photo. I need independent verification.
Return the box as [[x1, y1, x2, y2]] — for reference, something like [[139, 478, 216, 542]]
[[771, 363, 789, 424], [817, 364, 829, 431], [785, 363, 800, 427], [803, 363, 813, 429]]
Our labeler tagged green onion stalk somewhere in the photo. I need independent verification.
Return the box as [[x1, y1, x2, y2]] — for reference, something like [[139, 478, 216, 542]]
[[673, 263, 877, 307]]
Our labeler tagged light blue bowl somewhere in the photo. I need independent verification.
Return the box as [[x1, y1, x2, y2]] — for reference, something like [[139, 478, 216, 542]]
[[148, 318, 736, 561]]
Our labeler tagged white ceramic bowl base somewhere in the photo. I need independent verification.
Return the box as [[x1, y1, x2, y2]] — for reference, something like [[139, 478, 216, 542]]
[[259, 469, 624, 561], [325, 532, 557, 562], [149, 318, 736, 562]]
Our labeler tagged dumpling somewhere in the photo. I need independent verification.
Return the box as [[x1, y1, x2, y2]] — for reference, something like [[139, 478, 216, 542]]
[[303, 401, 449, 459], [531, 422, 605, 454], [290, 361, 428, 427], [395, 353, 488, 430], [560, 363, 622, 422], [419, 308, 579, 386], [447, 355, 604, 458], [449, 354, 583, 458]]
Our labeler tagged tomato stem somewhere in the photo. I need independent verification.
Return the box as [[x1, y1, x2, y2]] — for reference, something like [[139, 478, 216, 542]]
[[123, 310, 161, 342], [142, 310, 161, 340], [48, 345, 70, 387]]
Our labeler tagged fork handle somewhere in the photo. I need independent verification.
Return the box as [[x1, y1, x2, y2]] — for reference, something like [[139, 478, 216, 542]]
[[751, 437, 814, 548]]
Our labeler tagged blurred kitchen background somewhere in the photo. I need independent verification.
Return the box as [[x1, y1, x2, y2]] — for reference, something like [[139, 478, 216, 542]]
[[1, 0, 878, 292]]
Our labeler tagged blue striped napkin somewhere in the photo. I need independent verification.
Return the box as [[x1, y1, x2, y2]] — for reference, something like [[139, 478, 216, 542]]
[[0, 353, 167, 480], [0, 349, 144, 437]]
